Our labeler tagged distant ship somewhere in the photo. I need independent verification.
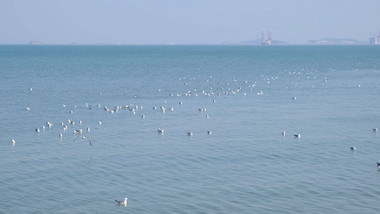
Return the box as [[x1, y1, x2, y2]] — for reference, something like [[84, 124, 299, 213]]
[[261, 30, 272, 46], [28, 41, 44, 45]]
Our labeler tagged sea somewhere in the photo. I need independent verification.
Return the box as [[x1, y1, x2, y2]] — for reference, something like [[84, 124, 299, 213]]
[[0, 45, 380, 213]]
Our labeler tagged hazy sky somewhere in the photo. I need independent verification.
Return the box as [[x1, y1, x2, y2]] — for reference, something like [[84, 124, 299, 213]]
[[0, 0, 379, 44]]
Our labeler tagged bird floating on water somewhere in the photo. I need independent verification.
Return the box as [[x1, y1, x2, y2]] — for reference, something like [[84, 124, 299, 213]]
[[187, 132, 193, 136], [377, 162, 380, 170], [11, 139, 15, 145], [73, 135, 92, 146], [74, 129, 83, 135], [207, 130, 212, 135], [373, 128, 378, 132], [294, 134, 301, 138], [282, 131, 286, 136], [115, 197, 128, 207], [157, 128, 164, 134], [350, 146, 356, 151]]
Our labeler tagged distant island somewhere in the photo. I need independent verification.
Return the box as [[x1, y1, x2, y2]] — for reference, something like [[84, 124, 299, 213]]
[[306, 38, 366, 45], [239, 39, 289, 45]]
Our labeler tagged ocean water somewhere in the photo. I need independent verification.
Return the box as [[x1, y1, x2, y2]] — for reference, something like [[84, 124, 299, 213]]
[[1, 45, 380, 213]]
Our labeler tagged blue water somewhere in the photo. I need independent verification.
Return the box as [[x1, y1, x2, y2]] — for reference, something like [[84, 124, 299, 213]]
[[1, 45, 380, 213]]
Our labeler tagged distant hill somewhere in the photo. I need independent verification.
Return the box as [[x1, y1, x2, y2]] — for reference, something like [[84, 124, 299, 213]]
[[307, 38, 366, 45], [240, 39, 289, 45]]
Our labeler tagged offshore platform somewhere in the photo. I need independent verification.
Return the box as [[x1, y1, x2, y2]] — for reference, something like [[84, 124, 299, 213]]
[[369, 31, 380, 45], [261, 29, 272, 45]]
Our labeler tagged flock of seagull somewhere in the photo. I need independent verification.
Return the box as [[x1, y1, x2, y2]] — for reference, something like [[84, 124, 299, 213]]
[[8, 69, 380, 208], [12, 72, 379, 150]]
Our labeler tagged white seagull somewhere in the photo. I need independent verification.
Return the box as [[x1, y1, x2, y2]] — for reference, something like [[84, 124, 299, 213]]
[[115, 197, 128, 207], [73, 135, 92, 146], [74, 129, 83, 135]]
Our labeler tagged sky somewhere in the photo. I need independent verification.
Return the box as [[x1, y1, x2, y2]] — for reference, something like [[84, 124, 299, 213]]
[[0, 0, 379, 44]]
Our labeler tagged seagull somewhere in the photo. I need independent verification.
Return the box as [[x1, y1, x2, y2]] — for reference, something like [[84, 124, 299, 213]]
[[294, 134, 301, 138], [59, 133, 63, 138], [87, 127, 91, 132], [187, 132, 193, 136], [115, 197, 128, 207], [11, 139, 16, 145], [73, 135, 92, 146], [98, 121, 102, 125], [73, 129, 83, 135], [26, 107, 31, 111], [373, 128, 378, 132], [157, 128, 164, 134], [377, 162, 380, 170], [282, 131, 286, 136], [35, 128, 40, 133], [207, 130, 212, 135], [292, 96, 297, 100], [350, 146, 356, 151]]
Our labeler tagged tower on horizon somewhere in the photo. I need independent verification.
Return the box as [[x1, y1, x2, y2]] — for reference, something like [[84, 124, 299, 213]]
[[369, 31, 380, 45], [261, 29, 272, 45]]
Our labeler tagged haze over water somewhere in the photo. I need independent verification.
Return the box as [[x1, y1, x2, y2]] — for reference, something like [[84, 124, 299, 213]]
[[1, 45, 380, 213]]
